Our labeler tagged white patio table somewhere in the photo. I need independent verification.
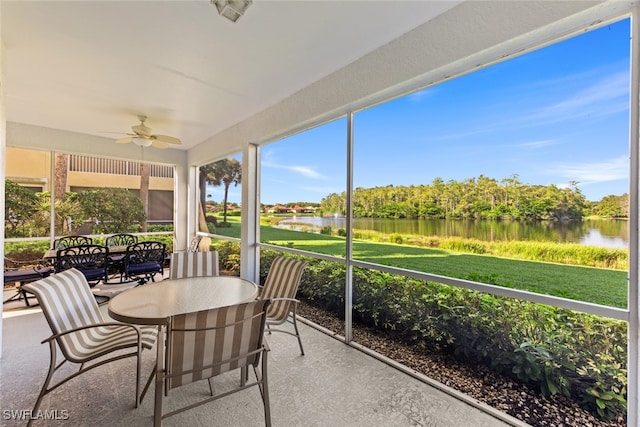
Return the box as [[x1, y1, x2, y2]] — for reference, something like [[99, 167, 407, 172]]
[[108, 276, 259, 426]]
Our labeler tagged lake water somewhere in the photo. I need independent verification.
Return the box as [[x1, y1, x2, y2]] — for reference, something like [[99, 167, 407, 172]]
[[277, 216, 629, 249]]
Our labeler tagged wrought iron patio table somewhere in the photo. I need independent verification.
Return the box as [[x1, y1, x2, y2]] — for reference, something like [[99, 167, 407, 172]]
[[43, 245, 129, 262]]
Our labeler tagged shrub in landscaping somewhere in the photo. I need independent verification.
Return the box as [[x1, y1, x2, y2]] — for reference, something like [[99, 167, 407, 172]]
[[320, 226, 333, 235], [389, 233, 404, 244], [440, 237, 487, 254], [292, 256, 627, 420], [208, 243, 628, 420], [214, 240, 241, 273], [148, 224, 174, 232], [77, 188, 146, 233], [5, 179, 38, 238], [4, 240, 50, 261]]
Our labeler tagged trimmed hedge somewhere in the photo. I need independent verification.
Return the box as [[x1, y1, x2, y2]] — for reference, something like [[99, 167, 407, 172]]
[[214, 242, 627, 420]]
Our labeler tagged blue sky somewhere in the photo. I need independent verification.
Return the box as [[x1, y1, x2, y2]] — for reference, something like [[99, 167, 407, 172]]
[[214, 18, 631, 205]]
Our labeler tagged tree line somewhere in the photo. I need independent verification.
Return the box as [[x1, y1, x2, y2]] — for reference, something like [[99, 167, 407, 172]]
[[319, 175, 629, 221]]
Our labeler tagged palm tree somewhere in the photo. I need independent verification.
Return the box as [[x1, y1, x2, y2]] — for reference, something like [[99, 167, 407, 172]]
[[139, 162, 150, 232], [54, 153, 69, 201], [199, 158, 242, 226]]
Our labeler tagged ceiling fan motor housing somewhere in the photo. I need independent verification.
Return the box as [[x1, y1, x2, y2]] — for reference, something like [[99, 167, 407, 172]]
[[132, 118, 152, 137]]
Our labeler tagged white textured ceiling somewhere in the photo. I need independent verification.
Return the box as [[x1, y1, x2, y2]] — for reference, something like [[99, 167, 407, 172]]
[[1, 0, 459, 150]]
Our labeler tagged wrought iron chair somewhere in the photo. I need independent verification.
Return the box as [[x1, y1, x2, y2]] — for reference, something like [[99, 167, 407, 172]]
[[162, 299, 272, 425], [169, 251, 219, 279], [106, 234, 138, 281], [22, 269, 157, 427], [259, 256, 308, 355], [123, 241, 166, 285], [52, 235, 92, 250], [106, 233, 138, 247], [55, 244, 110, 286], [3, 257, 53, 306]]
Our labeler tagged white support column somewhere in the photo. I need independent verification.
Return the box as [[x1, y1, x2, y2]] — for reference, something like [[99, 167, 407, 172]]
[[183, 164, 198, 250], [628, 9, 640, 427], [49, 152, 55, 241], [345, 112, 354, 343], [240, 143, 260, 282], [172, 162, 190, 252]]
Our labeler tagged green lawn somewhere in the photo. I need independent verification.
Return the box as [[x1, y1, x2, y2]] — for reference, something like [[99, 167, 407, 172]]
[[213, 218, 628, 309]]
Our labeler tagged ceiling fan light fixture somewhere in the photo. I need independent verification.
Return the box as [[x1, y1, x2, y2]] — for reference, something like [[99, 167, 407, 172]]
[[133, 137, 152, 147], [211, 0, 251, 23]]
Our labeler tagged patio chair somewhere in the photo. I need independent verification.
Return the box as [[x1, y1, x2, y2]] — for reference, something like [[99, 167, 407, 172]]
[[52, 235, 92, 250], [123, 241, 166, 285], [106, 234, 138, 281], [106, 233, 138, 247], [259, 256, 308, 355], [55, 244, 110, 286], [22, 268, 157, 427], [163, 235, 204, 266], [162, 299, 271, 425], [3, 257, 53, 306], [187, 235, 203, 253], [169, 251, 219, 279]]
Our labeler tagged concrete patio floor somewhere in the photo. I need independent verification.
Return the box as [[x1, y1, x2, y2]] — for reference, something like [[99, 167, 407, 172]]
[[2, 287, 523, 427]]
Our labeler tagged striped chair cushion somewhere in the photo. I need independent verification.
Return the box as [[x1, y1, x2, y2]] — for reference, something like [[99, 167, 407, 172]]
[[23, 268, 156, 363], [167, 299, 269, 389], [169, 251, 219, 279], [260, 257, 307, 322]]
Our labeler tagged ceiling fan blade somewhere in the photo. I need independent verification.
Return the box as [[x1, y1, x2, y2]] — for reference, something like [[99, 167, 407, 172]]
[[152, 134, 181, 145], [151, 140, 170, 149], [116, 137, 133, 144]]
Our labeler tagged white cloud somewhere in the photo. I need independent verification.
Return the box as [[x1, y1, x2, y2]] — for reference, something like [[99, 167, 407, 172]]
[[262, 160, 327, 179], [288, 165, 325, 179], [517, 139, 557, 149], [524, 71, 629, 125], [406, 69, 629, 143], [552, 155, 628, 185]]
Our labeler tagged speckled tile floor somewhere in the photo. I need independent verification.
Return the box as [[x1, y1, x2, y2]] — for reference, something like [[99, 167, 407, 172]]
[[2, 290, 522, 427]]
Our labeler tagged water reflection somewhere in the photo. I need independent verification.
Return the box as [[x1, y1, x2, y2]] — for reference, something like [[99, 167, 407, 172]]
[[579, 229, 627, 248], [277, 216, 629, 248]]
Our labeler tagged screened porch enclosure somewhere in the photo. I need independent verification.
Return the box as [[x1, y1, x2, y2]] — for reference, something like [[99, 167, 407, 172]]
[[3, 1, 640, 425]]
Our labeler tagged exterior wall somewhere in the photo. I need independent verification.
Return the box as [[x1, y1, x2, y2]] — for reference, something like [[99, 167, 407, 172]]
[[67, 171, 173, 192], [5, 146, 176, 223], [6, 147, 173, 192], [5, 147, 51, 189]]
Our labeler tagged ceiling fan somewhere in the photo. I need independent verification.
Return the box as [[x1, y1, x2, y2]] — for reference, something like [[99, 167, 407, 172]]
[[113, 115, 181, 149]]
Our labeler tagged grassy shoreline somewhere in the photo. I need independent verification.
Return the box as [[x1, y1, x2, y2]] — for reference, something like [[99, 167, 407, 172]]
[[262, 228, 626, 308], [5, 216, 626, 308], [211, 216, 627, 308]]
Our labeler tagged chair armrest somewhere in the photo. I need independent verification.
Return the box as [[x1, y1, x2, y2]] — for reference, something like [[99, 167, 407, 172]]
[[266, 297, 299, 304], [4, 257, 48, 270], [43, 322, 142, 344], [31, 264, 53, 276]]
